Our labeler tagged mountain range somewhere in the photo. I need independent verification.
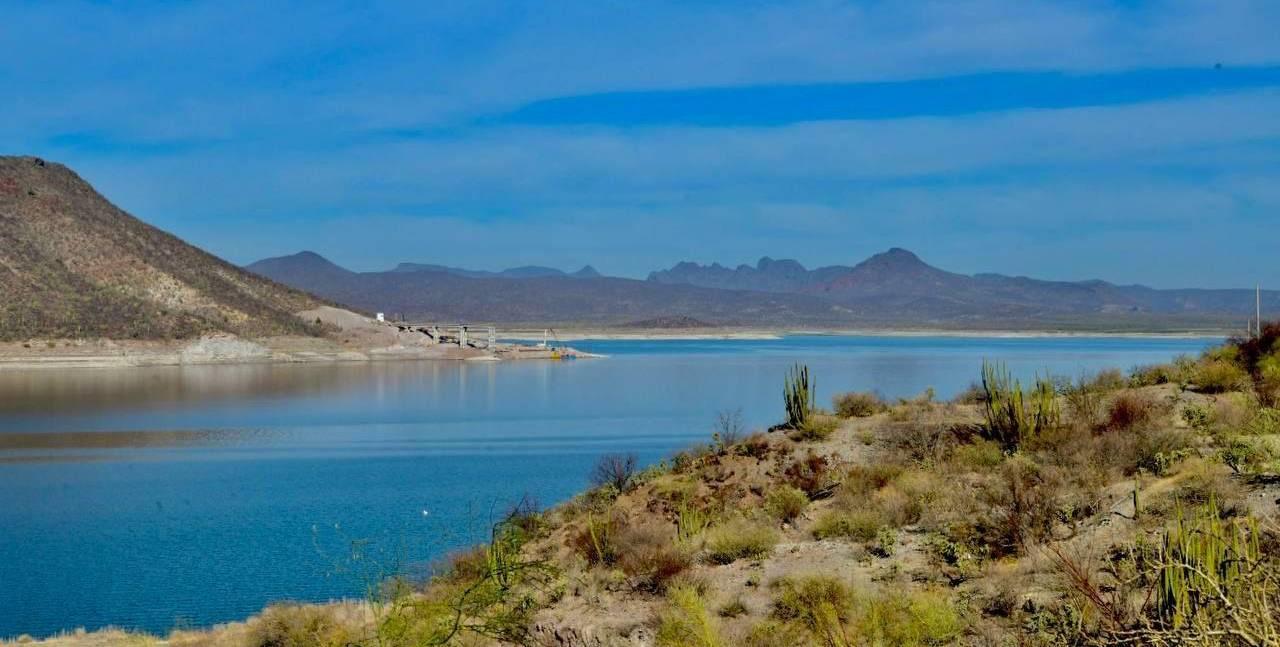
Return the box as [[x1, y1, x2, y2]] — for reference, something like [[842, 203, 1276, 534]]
[[247, 249, 1276, 330], [0, 156, 325, 341], [2, 155, 1272, 340], [648, 249, 1278, 320]]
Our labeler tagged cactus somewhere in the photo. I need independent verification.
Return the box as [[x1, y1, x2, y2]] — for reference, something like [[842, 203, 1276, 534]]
[[980, 360, 1059, 450], [1155, 499, 1260, 629], [784, 363, 814, 430], [1132, 477, 1141, 521]]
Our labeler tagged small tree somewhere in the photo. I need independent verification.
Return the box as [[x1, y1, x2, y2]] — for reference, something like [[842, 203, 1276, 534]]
[[591, 452, 638, 492], [713, 408, 745, 448]]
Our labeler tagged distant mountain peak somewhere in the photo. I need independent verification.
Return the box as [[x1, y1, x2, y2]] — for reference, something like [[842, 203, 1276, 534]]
[[858, 247, 926, 268], [572, 265, 601, 278]]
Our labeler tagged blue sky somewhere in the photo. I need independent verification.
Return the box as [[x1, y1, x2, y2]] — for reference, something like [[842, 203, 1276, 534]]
[[2, 1, 1278, 288]]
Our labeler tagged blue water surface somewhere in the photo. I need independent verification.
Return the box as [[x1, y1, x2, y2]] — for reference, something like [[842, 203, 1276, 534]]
[[0, 334, 1215, 637]]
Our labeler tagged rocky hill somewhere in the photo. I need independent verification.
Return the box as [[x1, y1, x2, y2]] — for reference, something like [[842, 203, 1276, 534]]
[[0, 156, 325, 341]]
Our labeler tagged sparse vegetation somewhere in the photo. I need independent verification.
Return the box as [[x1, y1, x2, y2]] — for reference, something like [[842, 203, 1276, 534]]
[[765, 485, 810, 523], [705, 517, 778, 564], [834, 391, 885, 418]]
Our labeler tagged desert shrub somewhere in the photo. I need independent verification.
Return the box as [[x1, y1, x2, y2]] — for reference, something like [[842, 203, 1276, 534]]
[[570, 513, 621, 566], [850, 589, 964, 647], [784, 450, 837, 498], [1062, 373, 1113, 430], [1162, 459, 1246, 513], [792, 414, 839, 442], [772, 575, 854, 642], [245, 603, 360, 647], [676, 502, 714, 544], [812, 508, 888, 542], [655, 585, 725, 647], [950, 439, 1005, 471], [717, 597, 748, 618], [1088, 368, 1128, 392], [951, 381, 986, 405], [743, 620, 815, 647], [615, 523, 693, 593], [765, 485, 810, 523], [1220, 436, 1277, 475], [1245, 407, 1280, 436], [1104, 391, 1161, 432], [843, 462, 904, 498], [874, 483, 924, 527], [713, 408, 745, 449], [591, 452, 638, 492], [736, 432, 773, 459], [882, 420, 954, 464], [871, 526, 898, 558], [1180, 404, 1212, 430], [834, 391, 885, 418], [973, 456, 1062, 557], [1192, 358, 1248, 394], [1129, 429, 1194, 476], [705, 517, 778, 564], [1257, 352, 1280, 406], [1130, 363, 1174, 387], [652, 475, 697, 503]]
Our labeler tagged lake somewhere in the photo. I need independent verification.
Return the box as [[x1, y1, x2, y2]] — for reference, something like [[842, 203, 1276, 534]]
[[0, 334, 1216, 638]]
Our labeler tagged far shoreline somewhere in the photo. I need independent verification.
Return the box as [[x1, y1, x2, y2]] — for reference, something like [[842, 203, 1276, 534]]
[[506, 327, 1228, 341]]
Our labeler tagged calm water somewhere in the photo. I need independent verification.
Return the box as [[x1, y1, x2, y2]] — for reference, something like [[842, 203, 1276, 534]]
[[0, 335, 1215, 637]]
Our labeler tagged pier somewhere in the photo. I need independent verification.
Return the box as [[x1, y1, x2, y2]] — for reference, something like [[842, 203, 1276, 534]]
[[385, 320, 594, 359]]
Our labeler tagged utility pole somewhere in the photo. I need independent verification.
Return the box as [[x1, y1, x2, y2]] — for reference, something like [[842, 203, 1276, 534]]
[[1258, 284, 1263, 339]]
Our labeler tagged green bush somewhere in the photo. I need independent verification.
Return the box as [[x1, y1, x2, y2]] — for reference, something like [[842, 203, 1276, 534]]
[[245, 604, 360, 647], [833, 391, 885, 418], [656, 585, 725, 647], [1193, 358, 1248, 393], [812, 509, 887, 542], [792, 414, 839, 441], [765, 485, 810, 523], [772, 575, 853, 640], [851, 589, 964, 646], [705, 518, 778, 564]]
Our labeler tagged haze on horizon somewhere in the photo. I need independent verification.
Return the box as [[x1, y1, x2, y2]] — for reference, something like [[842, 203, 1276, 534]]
[[2, 1, 1278, 289]]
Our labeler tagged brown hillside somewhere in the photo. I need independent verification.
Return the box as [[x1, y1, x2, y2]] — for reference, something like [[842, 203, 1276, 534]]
[[0, 156, 324, 341]]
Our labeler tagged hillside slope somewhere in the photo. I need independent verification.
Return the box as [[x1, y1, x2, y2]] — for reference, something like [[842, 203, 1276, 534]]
[[0, 156, 324, 341]]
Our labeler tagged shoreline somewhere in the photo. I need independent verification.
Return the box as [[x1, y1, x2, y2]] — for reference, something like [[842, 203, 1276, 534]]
[[506, 327, 1228, 341], [0, 327, 1224, 371]]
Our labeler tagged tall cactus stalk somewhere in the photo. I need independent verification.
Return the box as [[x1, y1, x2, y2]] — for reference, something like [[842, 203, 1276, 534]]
[[784, 363, 814, 430], [981, 360, 1059, 450], [1156, 498, 1260, 629]]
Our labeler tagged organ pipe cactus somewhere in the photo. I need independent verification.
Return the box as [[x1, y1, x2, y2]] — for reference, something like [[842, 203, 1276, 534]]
[[784, 363, 814, 430], [980, 360, 1060, 450], [1156, 499, 1260, 629]]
